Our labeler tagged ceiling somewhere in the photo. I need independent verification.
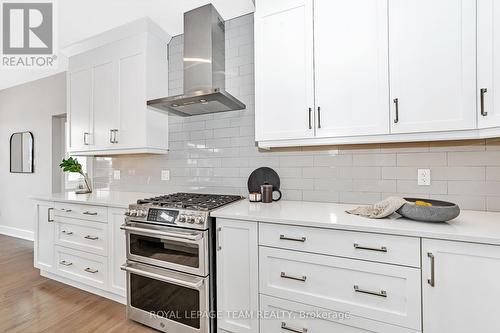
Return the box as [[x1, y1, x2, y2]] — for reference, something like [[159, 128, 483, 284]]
[[0, 0, 254, 91]]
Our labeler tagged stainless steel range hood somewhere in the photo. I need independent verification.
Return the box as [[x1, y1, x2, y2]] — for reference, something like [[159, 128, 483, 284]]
[[147, 4, 246, 116]]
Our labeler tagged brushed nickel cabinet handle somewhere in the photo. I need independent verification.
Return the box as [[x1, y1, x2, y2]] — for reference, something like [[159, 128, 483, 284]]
[[113, 129, 119, 143], [427, 252, 435, 287], [281, 322, 308, 333], [317, 106, 321, 128], [60, 260, 73, 266], [47, 208, 54, 222], [61, 209, 73, 213], [216, 227, 222, 251], [393, 98, 399, 123], [308, 107, 312, 129], [83, 211, 98, 216], [84, 132, 90, 145], [61, 230, 73, 235], [481, 88, 488, 116], [84, 267, 99, 274], [353, 243, 387, 253], [354, 285, 387, 298], [109, 130, 114, 143], [84, 235, 99, 240], [280, 235, 306, 243], [281, 272, 307, 282]]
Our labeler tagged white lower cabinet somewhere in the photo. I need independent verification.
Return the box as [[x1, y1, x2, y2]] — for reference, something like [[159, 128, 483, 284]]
[[35, 201, 126, 302], [259, 246, 421, 330], [260, 295, 419, 333], [216, 219, 259, 333], [108, 208, 127, 296], [422, 239, 500, 333], [34, 201, 55, 271]]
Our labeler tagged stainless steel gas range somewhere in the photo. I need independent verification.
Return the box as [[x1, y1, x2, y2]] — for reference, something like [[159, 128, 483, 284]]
[[120, 193, 242, 333]]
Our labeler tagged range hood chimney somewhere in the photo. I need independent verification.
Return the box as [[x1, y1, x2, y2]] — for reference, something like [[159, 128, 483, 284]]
[[147, 4, 246, 116]]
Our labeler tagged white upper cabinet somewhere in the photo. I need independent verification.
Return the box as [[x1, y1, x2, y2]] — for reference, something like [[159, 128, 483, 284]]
[[255, 0, 315, 141], [255, 0, 500, 148], [388, 0, 477, 133], [422, 239, 500, 333], [67, 18, 171, 155], [478, 0, 500, 129], [314, 0, 390, 137], [68, 68, 92, 151]]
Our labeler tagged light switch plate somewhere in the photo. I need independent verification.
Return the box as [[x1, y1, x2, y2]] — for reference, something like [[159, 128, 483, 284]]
[[418, 169, 431, 186], [113, 170, 121, 180], [161, 170, 170, 181]]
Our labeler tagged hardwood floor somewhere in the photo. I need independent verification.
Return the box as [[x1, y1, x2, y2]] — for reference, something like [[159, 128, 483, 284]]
[[0, 234, 156, 333]]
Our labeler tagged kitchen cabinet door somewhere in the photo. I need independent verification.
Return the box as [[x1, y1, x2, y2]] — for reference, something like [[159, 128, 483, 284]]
[[314, 0, 389, 138], [34, 201, 55, 272], [216, 219, 259, 333], [93, 61, 119, 149], [117, 52, 147, 148], [68, 68, 92, 150], [422, 239, 500, 333], [478, 0, 500, 129], [255, 0, 315, 141], [389, 0, 476, 134], [108, 208, 126, 296]]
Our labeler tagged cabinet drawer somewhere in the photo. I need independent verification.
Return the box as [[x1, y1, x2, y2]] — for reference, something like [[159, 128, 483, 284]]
[[259, 247, 421, 330], [54, 217, 107, 256], [55, 245, 107, 289], [55, 202, 108, 223], [259, 223, 420, 267], [260, 295, 420, 333]]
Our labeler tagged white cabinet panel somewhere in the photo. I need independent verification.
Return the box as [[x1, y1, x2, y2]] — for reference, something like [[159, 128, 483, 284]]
[[422, 239, 500, 333], [34, 201, 55, 271], [478, 0, 500, 128], [93, 61, 118, 148], [260, 295, 421, 333], [260, 246, 421, 330], [255, 0, 315, 141], [314, 0, 389, 137], [389, 0, 477, 133], [216, 219, 259, 333], [108, 208, 126, 296], [118, 53, 147, 148], [68, 68, 92, 150]]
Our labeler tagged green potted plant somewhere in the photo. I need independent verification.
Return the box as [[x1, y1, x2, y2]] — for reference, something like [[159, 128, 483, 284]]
[[59, 157, 92, 194]]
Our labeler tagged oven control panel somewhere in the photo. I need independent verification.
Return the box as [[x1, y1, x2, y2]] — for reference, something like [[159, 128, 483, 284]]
[[125, 205, 209, 229], [147, 209, 179, 224]]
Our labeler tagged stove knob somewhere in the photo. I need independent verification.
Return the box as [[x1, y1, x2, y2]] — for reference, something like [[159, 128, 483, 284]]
[[195, 216, 204, 224], [178, 214, 186, 223], [129, 209, 137, 217], [138, 210, 147, 217], [187, 216, 195, 224], [124, 209, 131, 216]]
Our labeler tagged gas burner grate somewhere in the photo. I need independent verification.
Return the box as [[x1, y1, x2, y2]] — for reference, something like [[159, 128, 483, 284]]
[[137, 193, 242, 211]]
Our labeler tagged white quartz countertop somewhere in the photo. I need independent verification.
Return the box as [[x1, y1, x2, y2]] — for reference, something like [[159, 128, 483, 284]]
[[211, 200, 500, 245], [31, 191, 161, 209]]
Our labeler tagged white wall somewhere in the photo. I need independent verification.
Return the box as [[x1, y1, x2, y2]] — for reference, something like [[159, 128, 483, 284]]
[[0, 73, 66, 239]]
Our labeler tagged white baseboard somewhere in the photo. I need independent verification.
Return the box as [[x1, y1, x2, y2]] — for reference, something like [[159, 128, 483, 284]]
[[0, 225, 34, 241]]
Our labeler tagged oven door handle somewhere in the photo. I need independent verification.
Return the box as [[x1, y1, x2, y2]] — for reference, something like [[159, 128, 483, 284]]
[[120, 224, 203, 241], [120, 264, 204, 289]]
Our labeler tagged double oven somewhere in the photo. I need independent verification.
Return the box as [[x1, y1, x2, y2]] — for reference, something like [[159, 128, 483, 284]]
[[120, 207, 216, 333]]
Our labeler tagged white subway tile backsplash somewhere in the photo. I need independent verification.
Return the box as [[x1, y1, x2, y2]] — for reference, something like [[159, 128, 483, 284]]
[[397, 152, 447, 166], [90, 14, 500, 212]]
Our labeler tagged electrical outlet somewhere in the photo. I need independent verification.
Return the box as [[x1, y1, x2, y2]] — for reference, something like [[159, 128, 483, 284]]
[[113, 170, 121, 180], [418, 169, 431, 186], [161, 170, 170, 181]]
